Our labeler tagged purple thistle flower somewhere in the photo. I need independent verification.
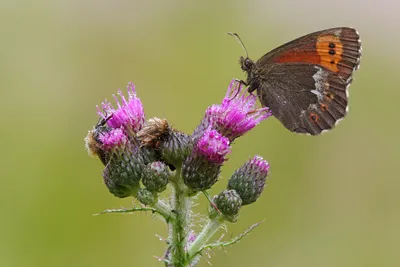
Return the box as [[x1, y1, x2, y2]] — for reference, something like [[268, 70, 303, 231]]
[[98, 128, 128, 150], [249, 155, 270, 174], [97, 82, 145, 134], [182, 129, 231, 191], [87, 82, 151, 198], [195, 129, 230, 164], [192, 79, 272, 142]]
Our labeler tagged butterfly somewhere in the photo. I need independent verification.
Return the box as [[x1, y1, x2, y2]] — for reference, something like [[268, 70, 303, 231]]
[[231, 27, 362, 135]]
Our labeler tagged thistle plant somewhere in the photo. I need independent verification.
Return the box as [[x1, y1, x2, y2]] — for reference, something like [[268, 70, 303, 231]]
[[85, 79, 272, 267]]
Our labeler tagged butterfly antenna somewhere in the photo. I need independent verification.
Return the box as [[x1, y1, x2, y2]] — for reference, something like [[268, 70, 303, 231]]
[[228, 32, 249, 58]]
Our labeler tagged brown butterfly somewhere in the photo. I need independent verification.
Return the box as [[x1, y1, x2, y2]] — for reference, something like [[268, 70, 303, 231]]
[[231, 27, 362, 135]]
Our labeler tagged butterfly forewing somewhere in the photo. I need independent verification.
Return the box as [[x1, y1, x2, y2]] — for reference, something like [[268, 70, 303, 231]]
[[256, 27, 361, 82]]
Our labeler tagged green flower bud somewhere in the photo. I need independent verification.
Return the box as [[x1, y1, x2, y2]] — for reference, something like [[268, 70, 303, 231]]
[[103, 150, 144, 198], [213, 190, 242, 222], [137, 117, 192, 169], [142, 161, 171, 193], [137, 188, 156, 205], [160, 130, 192, 168]]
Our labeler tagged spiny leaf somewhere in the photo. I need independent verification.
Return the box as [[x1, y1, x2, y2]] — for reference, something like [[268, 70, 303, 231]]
[[200, 220, 263, 253]]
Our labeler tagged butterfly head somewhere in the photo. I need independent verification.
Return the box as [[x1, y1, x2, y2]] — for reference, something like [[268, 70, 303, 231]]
[[240, 56, 255, 73]]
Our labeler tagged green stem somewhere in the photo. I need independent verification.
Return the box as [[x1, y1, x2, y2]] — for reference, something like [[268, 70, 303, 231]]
[[186, 216, 224, 261], [169, 169, 191, 267], [153, 200, 175, 222]]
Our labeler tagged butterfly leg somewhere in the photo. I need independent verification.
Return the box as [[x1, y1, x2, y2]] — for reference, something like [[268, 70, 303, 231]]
[[234, 78, 247, 86], [228, 79, 248, 100]]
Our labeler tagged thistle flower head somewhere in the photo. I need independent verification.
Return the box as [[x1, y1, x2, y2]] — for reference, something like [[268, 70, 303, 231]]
[[182, 129, 231, 191], [228, 155, 270, 205], [98, 128, 128, 150], [97, 82, 145, 135], [195, 129, 230, 164], [85, 82, 152, 197], [192, 80, 272, 141]]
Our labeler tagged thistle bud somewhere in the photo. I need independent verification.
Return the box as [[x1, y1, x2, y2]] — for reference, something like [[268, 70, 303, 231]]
[[142, 161, 171, 193], [137, 188, 156, 205], [137, 117, 192, 168], [160, 130, 192, 168], [103, 154, 142, 198], [227, 156, 270, 205], [210, 190, 242, 223]]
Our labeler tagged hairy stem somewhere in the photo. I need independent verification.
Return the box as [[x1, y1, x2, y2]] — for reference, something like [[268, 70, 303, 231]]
[[186, 216, 224, 261], [153, 200, 175, 222], [169, 169, 191, 267]]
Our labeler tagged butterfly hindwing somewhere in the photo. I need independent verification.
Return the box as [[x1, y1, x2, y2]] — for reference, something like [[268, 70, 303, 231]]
[[256, 63, 350, 135]]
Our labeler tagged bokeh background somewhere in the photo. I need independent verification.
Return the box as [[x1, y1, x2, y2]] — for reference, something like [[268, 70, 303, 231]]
[[1, 1, 399, 266]]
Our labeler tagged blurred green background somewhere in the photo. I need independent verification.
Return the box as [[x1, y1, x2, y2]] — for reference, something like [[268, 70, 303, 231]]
[[1, 1, 398, 266]]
